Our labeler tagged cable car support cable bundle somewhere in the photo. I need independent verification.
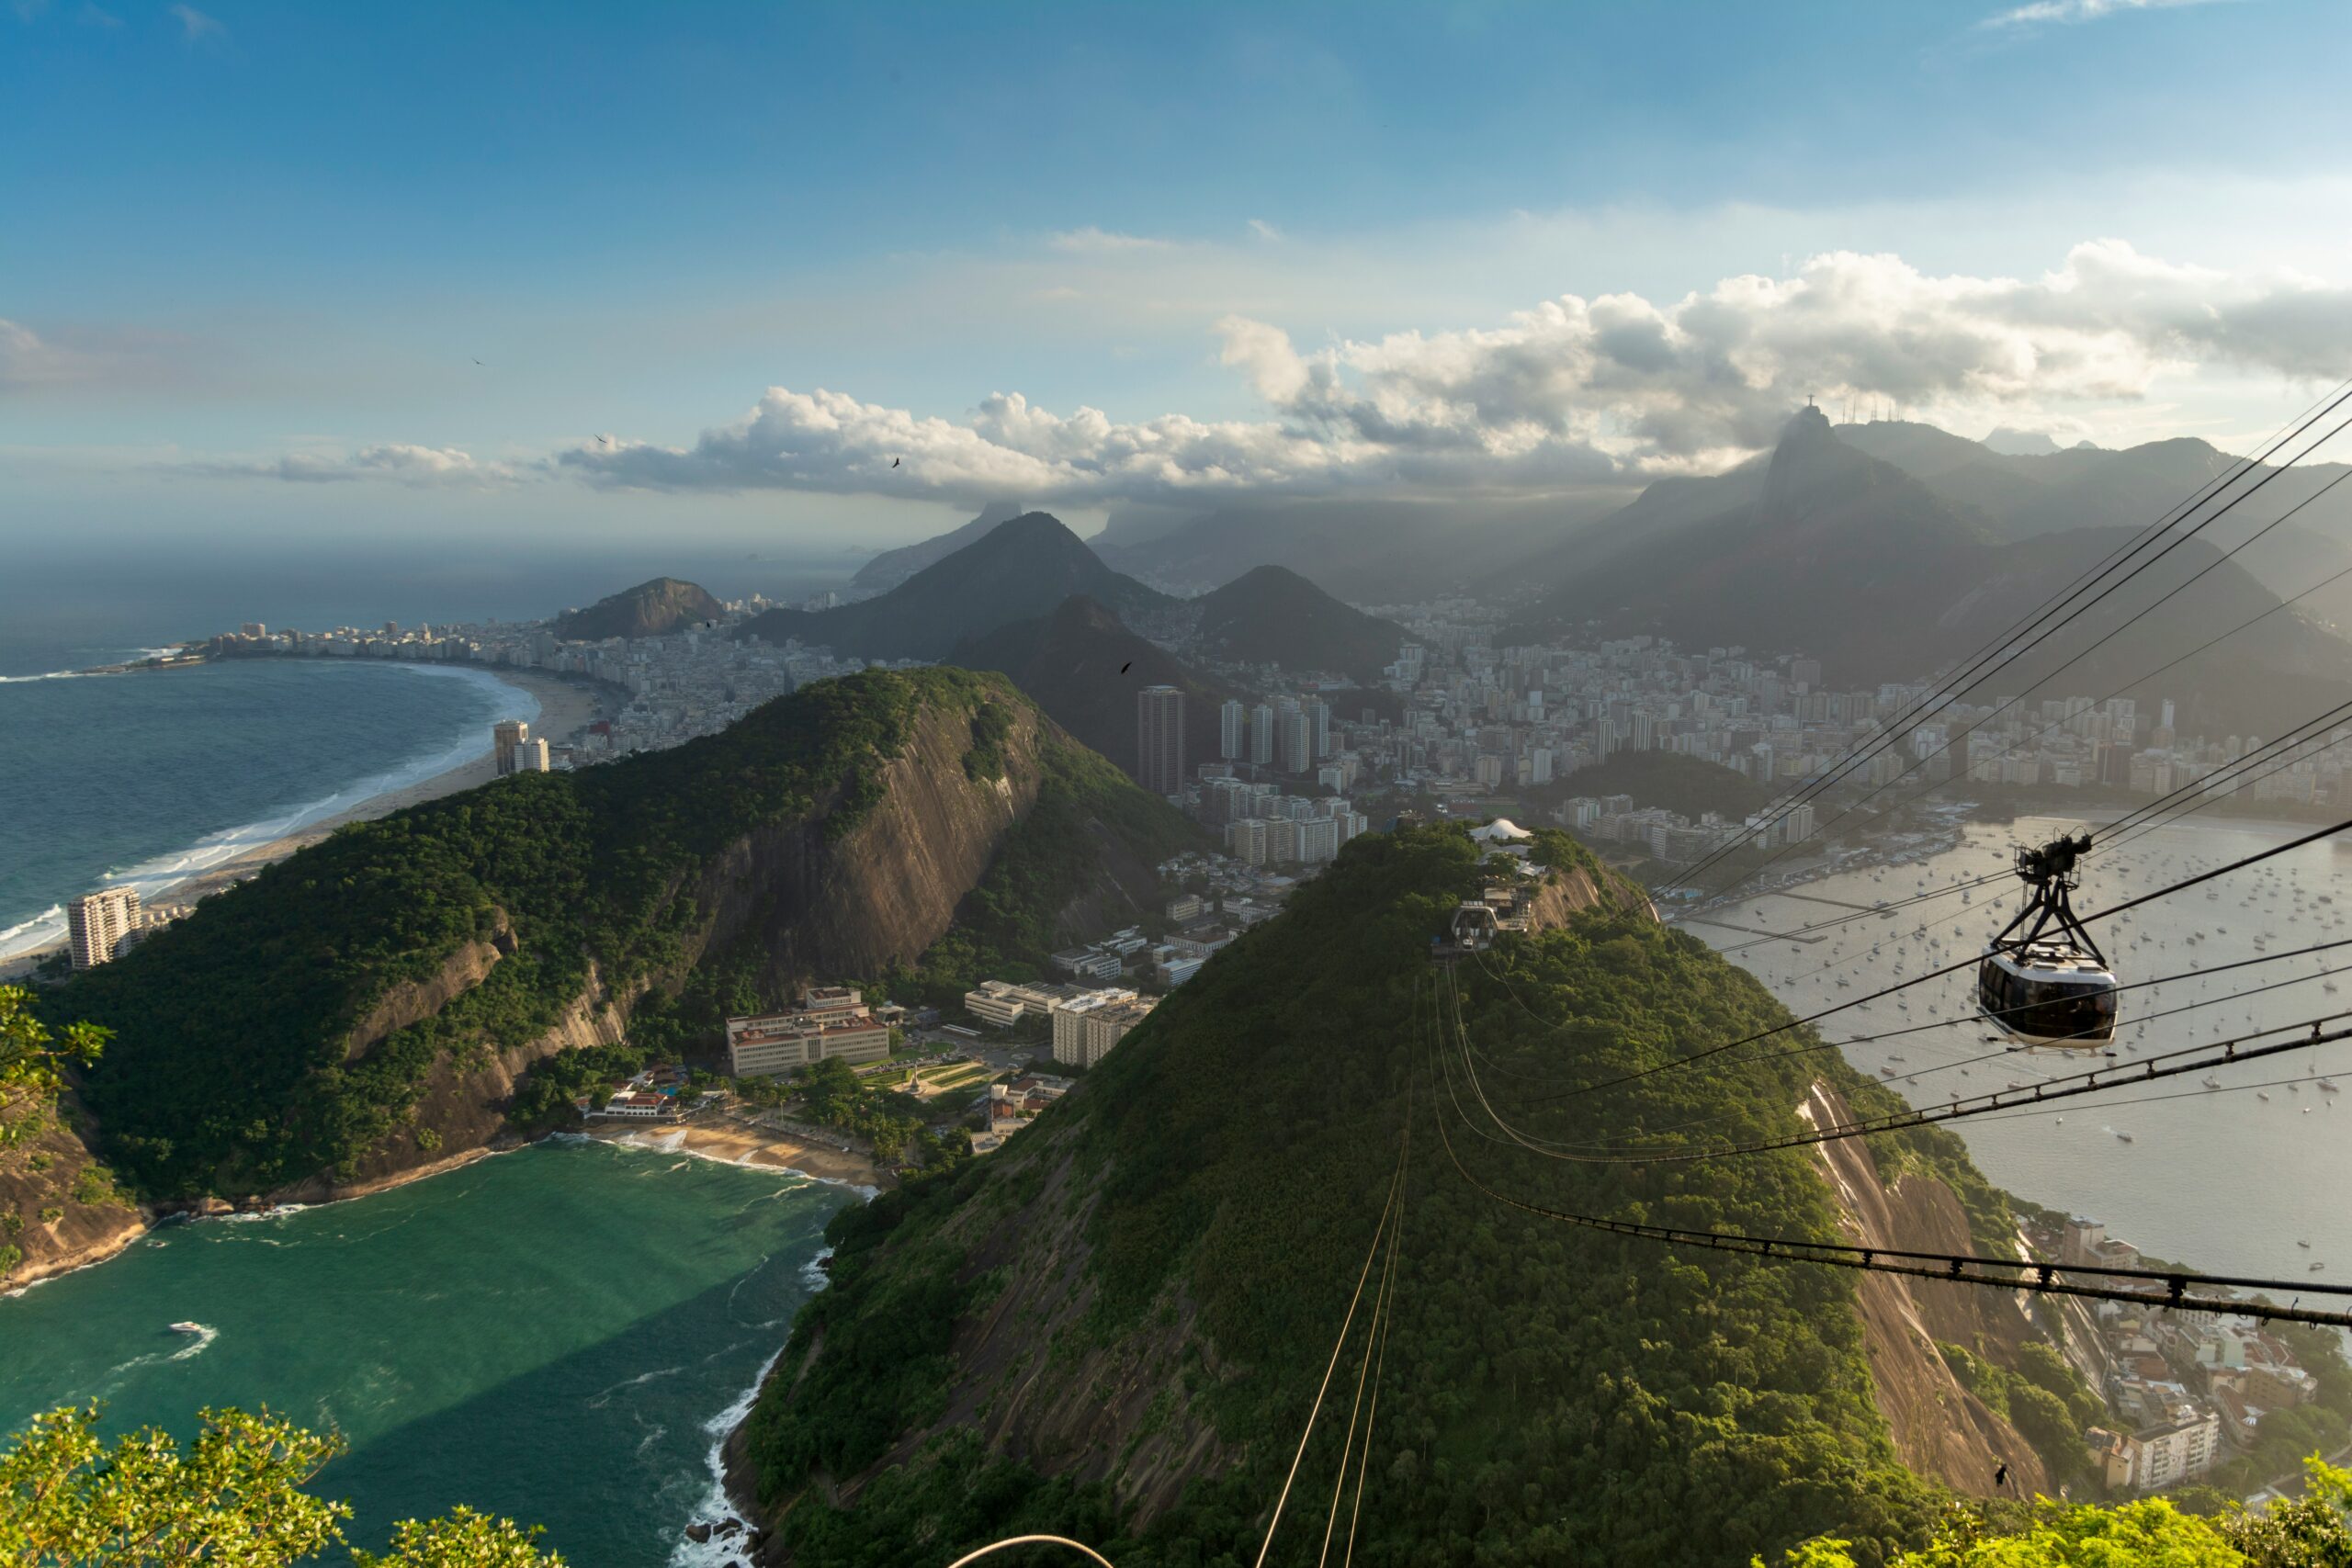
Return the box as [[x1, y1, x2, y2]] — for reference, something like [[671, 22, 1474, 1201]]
[[1444, 958, 2352, 1165], [1421, 983, 2352, 1331], [1475, 941, 2352, 1153], [1520, 813, 2352, 1108]]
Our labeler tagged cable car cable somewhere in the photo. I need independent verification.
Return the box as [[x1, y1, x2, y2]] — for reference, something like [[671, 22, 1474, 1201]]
[[1252, 1131, 1407, 1568], [1522, 813, 2352, 1106], [1478, 944, 2352, 1152], [1421, 987, 2352, 1329]]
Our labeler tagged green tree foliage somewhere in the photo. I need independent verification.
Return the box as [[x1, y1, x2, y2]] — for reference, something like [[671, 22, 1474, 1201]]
[[0, 1402, 561, 1568], [1768, 1461, 2352, 1567], [45, 670, 1195, 1200], [740, 825, 1993, 1566], [2218, 1458, 2352, 1567], [1763, 1496, 2241, 1567], [0, 984, 107, 1152]]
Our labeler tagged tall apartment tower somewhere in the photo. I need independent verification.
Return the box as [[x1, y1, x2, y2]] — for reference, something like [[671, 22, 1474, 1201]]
[[1305, 697, 1331, 760], [1219, 698, 1247, 761], [68, 886, 141, 970], [512, 737, 551, 773], [1136, 685, 1186, 797], [1279, 709, 1312, 774], [492, 719, 530, 776], [1249, 704, 1275, 766]]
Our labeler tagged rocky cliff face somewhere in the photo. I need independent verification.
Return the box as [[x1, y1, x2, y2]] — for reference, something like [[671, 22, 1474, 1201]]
[[687, 698, 1046, 994], [1803, 1082, 2049, 1499], [0, 1107, 146, 1288]]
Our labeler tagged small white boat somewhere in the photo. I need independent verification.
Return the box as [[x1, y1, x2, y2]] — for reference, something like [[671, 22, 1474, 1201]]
[[167, 1321, 204, 1335], [2114, 1130, 2134, 1144]]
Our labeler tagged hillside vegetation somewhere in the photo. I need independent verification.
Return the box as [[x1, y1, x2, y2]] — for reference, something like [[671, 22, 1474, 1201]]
[[733, 824, 2078, 1566], [551, 576, 725, 640], [50, 669, 1195, 1201]]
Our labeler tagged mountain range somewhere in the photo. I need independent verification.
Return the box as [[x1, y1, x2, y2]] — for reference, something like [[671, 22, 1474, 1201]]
[[847, 500, 1028, 597], [1490, 407, 2352, 730], [736, 512, 1173, 662]]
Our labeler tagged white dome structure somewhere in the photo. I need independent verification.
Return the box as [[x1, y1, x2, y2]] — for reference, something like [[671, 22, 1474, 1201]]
[[1470, 818, 1533, 842]]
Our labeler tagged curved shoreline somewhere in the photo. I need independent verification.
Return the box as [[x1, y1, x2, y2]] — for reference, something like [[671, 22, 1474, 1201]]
[[0, 666, 618, 976], [4, 1119, 885, 1298]]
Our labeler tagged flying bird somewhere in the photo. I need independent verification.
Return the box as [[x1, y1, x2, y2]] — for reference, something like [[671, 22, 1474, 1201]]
[[891, 457, 900, 468], [596, 434, 613, 446], [472, 357, 485, 366], [1121, 662, 1132, 673]]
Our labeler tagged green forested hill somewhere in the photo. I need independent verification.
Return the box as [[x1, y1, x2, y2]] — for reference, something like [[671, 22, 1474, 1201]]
[[50, 669, 1196, 1200], [550, 575, 724, 639], [737, 824, 2041, 1566]]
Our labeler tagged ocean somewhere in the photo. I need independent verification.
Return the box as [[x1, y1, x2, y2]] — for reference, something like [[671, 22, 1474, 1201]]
[[0, 1137, 852, 1567], [0, 541, 861, 964], [1698, 812, 2352, 1285], [0, 657, 534, 962]]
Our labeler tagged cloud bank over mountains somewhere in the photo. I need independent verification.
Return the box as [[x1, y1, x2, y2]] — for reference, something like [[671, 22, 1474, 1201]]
[[229, 242, 2352, 502]]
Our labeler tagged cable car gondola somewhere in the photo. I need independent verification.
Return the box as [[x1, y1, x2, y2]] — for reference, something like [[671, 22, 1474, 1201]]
[[1978, 830, 2119, 1046]]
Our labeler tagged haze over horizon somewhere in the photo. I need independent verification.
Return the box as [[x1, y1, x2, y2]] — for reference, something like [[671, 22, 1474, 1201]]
[[9, 0, 2352, 562]]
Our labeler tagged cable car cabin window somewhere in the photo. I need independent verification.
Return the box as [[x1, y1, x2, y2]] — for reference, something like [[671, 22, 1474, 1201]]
[[1981, 958, 2117, 1043], [2023, 976, 2117, 1042]]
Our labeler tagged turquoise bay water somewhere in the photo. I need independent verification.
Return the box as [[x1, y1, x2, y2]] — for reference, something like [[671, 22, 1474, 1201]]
[[0, 1140, 851, 1566], [0, 660, 533, 960]]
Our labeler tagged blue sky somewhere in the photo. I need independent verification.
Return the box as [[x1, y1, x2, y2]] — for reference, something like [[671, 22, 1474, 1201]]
[[7, 0, 2352, 552]]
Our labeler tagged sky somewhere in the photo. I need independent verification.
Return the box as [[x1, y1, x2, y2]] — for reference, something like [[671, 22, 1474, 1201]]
[[7, 0, 2352, 560]]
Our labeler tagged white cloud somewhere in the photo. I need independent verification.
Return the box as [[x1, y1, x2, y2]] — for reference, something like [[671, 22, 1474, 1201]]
[[187, 444, 526, 487], [1047, 227, 1173, 254], [168, 2, 220, 41], [552, 241, 2352, 506], [0, 319, 89, 389], [1247, 218, 1284, 243], [1980, 0, 2231, 29]]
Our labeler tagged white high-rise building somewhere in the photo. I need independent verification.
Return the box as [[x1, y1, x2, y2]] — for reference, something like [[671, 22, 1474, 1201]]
[[492, 719, 532, 775], [1220, 699, 1247, 761], [68, 886, 141, 970]]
